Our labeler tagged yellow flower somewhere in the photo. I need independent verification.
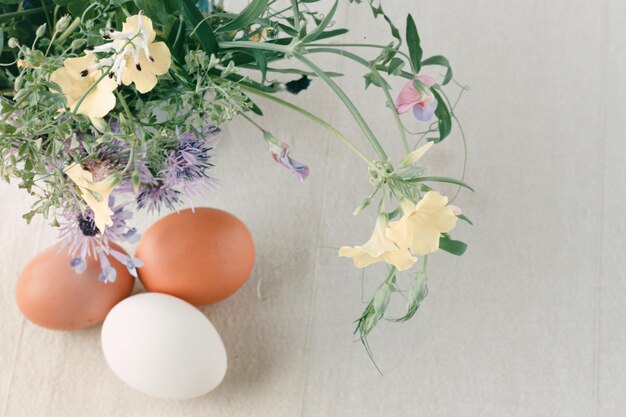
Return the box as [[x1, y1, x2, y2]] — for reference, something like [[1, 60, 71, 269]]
[[64, 164, 119, 232], [113, 14, 171, 94], [50, 55, 117, 118], [339, 215, 417, 271], [387, 191, 458, 256]]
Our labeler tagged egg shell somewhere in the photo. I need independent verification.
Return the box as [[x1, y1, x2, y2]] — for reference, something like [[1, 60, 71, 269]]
[[16, 242, 135, 330], [136, 208, 255, 306], [101, 293, 227, 400]]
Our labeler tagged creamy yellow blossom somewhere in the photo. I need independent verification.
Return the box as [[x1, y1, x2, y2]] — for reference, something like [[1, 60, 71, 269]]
[[64, 164, 119, 232], [339, 215, 417, 271], [114, 14, 171, 93], [387, 191, 458, 256], [50, 55, 117, 118]]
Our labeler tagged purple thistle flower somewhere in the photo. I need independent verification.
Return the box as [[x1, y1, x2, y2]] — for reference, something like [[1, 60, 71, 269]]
[[135, 125, 216, 213], [58, 196, 141, 281], [136, 183, 182, 214]]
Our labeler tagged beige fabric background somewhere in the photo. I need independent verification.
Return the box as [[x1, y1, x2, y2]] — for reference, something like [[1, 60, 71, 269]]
[[1, 0, 625, 416]]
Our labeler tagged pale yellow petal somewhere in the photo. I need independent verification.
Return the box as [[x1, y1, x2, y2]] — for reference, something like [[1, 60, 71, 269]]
[[50, 67, 83, 108], [73, 83, 116, 118], [143, 42, 171, 75], [386, 216, 413, 250], [63, 55, 97, 80], [339, 246, 381, 269], [123, 14, 155, 42], [81, 190, 114, 231], [416, 191, 449, 212], [409, 220, 441, 256], [383, 250, 417, 271], [423, 207, 457, 233]]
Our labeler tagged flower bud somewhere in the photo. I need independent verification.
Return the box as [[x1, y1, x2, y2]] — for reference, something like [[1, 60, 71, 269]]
[[56, 14, 71, 32], [36, 23, 47, 38], [8, 38, 19, 49]]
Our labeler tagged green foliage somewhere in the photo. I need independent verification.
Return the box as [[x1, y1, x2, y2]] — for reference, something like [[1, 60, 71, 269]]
[[405, 14, 422, 74]]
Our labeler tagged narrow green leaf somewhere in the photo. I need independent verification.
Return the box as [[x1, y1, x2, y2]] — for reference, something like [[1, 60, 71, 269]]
[[250, 50, 267, 84], [314, 28, 349, 41], [301, 0, 338, 43], [458, 213, 474, 225], [178, 0, 218, 54], [439, 235, 467, 256], [406, 14, 422, 74], [404, 176, 474, 192], [430, 87, 452, 142], [218, 0, 269, 33], [421, 55, 453, 85], [387, 57, 404, 75]]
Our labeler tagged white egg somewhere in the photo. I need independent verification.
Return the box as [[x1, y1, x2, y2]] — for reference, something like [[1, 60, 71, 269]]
[[101, 293, 227, 400]]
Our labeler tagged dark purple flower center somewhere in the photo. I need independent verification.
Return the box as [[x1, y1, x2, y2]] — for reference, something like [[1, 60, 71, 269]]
[[78, 215, 99, 236]]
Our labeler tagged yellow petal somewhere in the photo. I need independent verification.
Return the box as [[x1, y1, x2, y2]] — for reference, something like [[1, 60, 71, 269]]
[[63, 55, 97, 80], [73, 76, 117, 118], [50, 67, 83, 108], [64, 164, 117, 231], [122, 67, 158, 93], [383, 250, 417, 271], [339, 246, 381, 269], [386, 217, 413, 250], [416, 191, 449, 212], [408, 219, 441, 256], [143, 42, 171, 75], [122, 14, 156, 43]]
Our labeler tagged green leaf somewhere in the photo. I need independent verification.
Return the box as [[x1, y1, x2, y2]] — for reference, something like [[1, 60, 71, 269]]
[[250, 50, 267, 84], [0, 28, 4, 51], [405, 14, 422, 74], [387, 57, 404, 75], [301, 0, 338, 43], [458, 213, 473, 225], [404, 176, 474, 192], [314, 28, 348, 41], [439, 235, 467, 256], [249, 100, 263, 115], [178, 0, 218, 54], [217, 0, 269, 33], [430, 87, 452, 142], [421, 55, 453, 85]]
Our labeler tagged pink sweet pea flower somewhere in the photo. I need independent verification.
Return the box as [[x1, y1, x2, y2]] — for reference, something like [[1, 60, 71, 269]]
[[395, 75, 438, 121]]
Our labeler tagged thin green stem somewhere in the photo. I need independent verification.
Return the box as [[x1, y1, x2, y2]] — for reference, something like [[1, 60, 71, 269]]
[[290, 0, 301, 31], [306, 46, 409, 153], [312, 42, 412, 61], [242, 85, 378, 171], [294, 52, 388, 160], [218, 41, 388, 161]]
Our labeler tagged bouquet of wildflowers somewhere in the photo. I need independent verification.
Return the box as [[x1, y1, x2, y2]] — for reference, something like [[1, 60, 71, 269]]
[[0, 0, 471, 345]]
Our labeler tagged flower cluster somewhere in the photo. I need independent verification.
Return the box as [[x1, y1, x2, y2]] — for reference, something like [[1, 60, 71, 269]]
[[0, 0, 470, 345]]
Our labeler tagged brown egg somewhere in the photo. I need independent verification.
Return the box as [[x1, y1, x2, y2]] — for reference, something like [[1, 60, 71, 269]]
[[136, 208, 255, 306], [16, 243, 135, 330]]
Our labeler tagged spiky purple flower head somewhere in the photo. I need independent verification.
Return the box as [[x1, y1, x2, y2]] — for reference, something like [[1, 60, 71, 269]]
[[135, 125, 217, 213], [58, 196, 142, 282]]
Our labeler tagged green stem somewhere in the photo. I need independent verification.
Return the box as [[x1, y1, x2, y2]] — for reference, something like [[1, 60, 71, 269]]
[[241, 85, 378, 171], [306, 47, 409, 153], [218, 41, 389, 161], [0, 7, 49, 23], [290, 0, 301, 31], [293, 52, 388, 161]]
